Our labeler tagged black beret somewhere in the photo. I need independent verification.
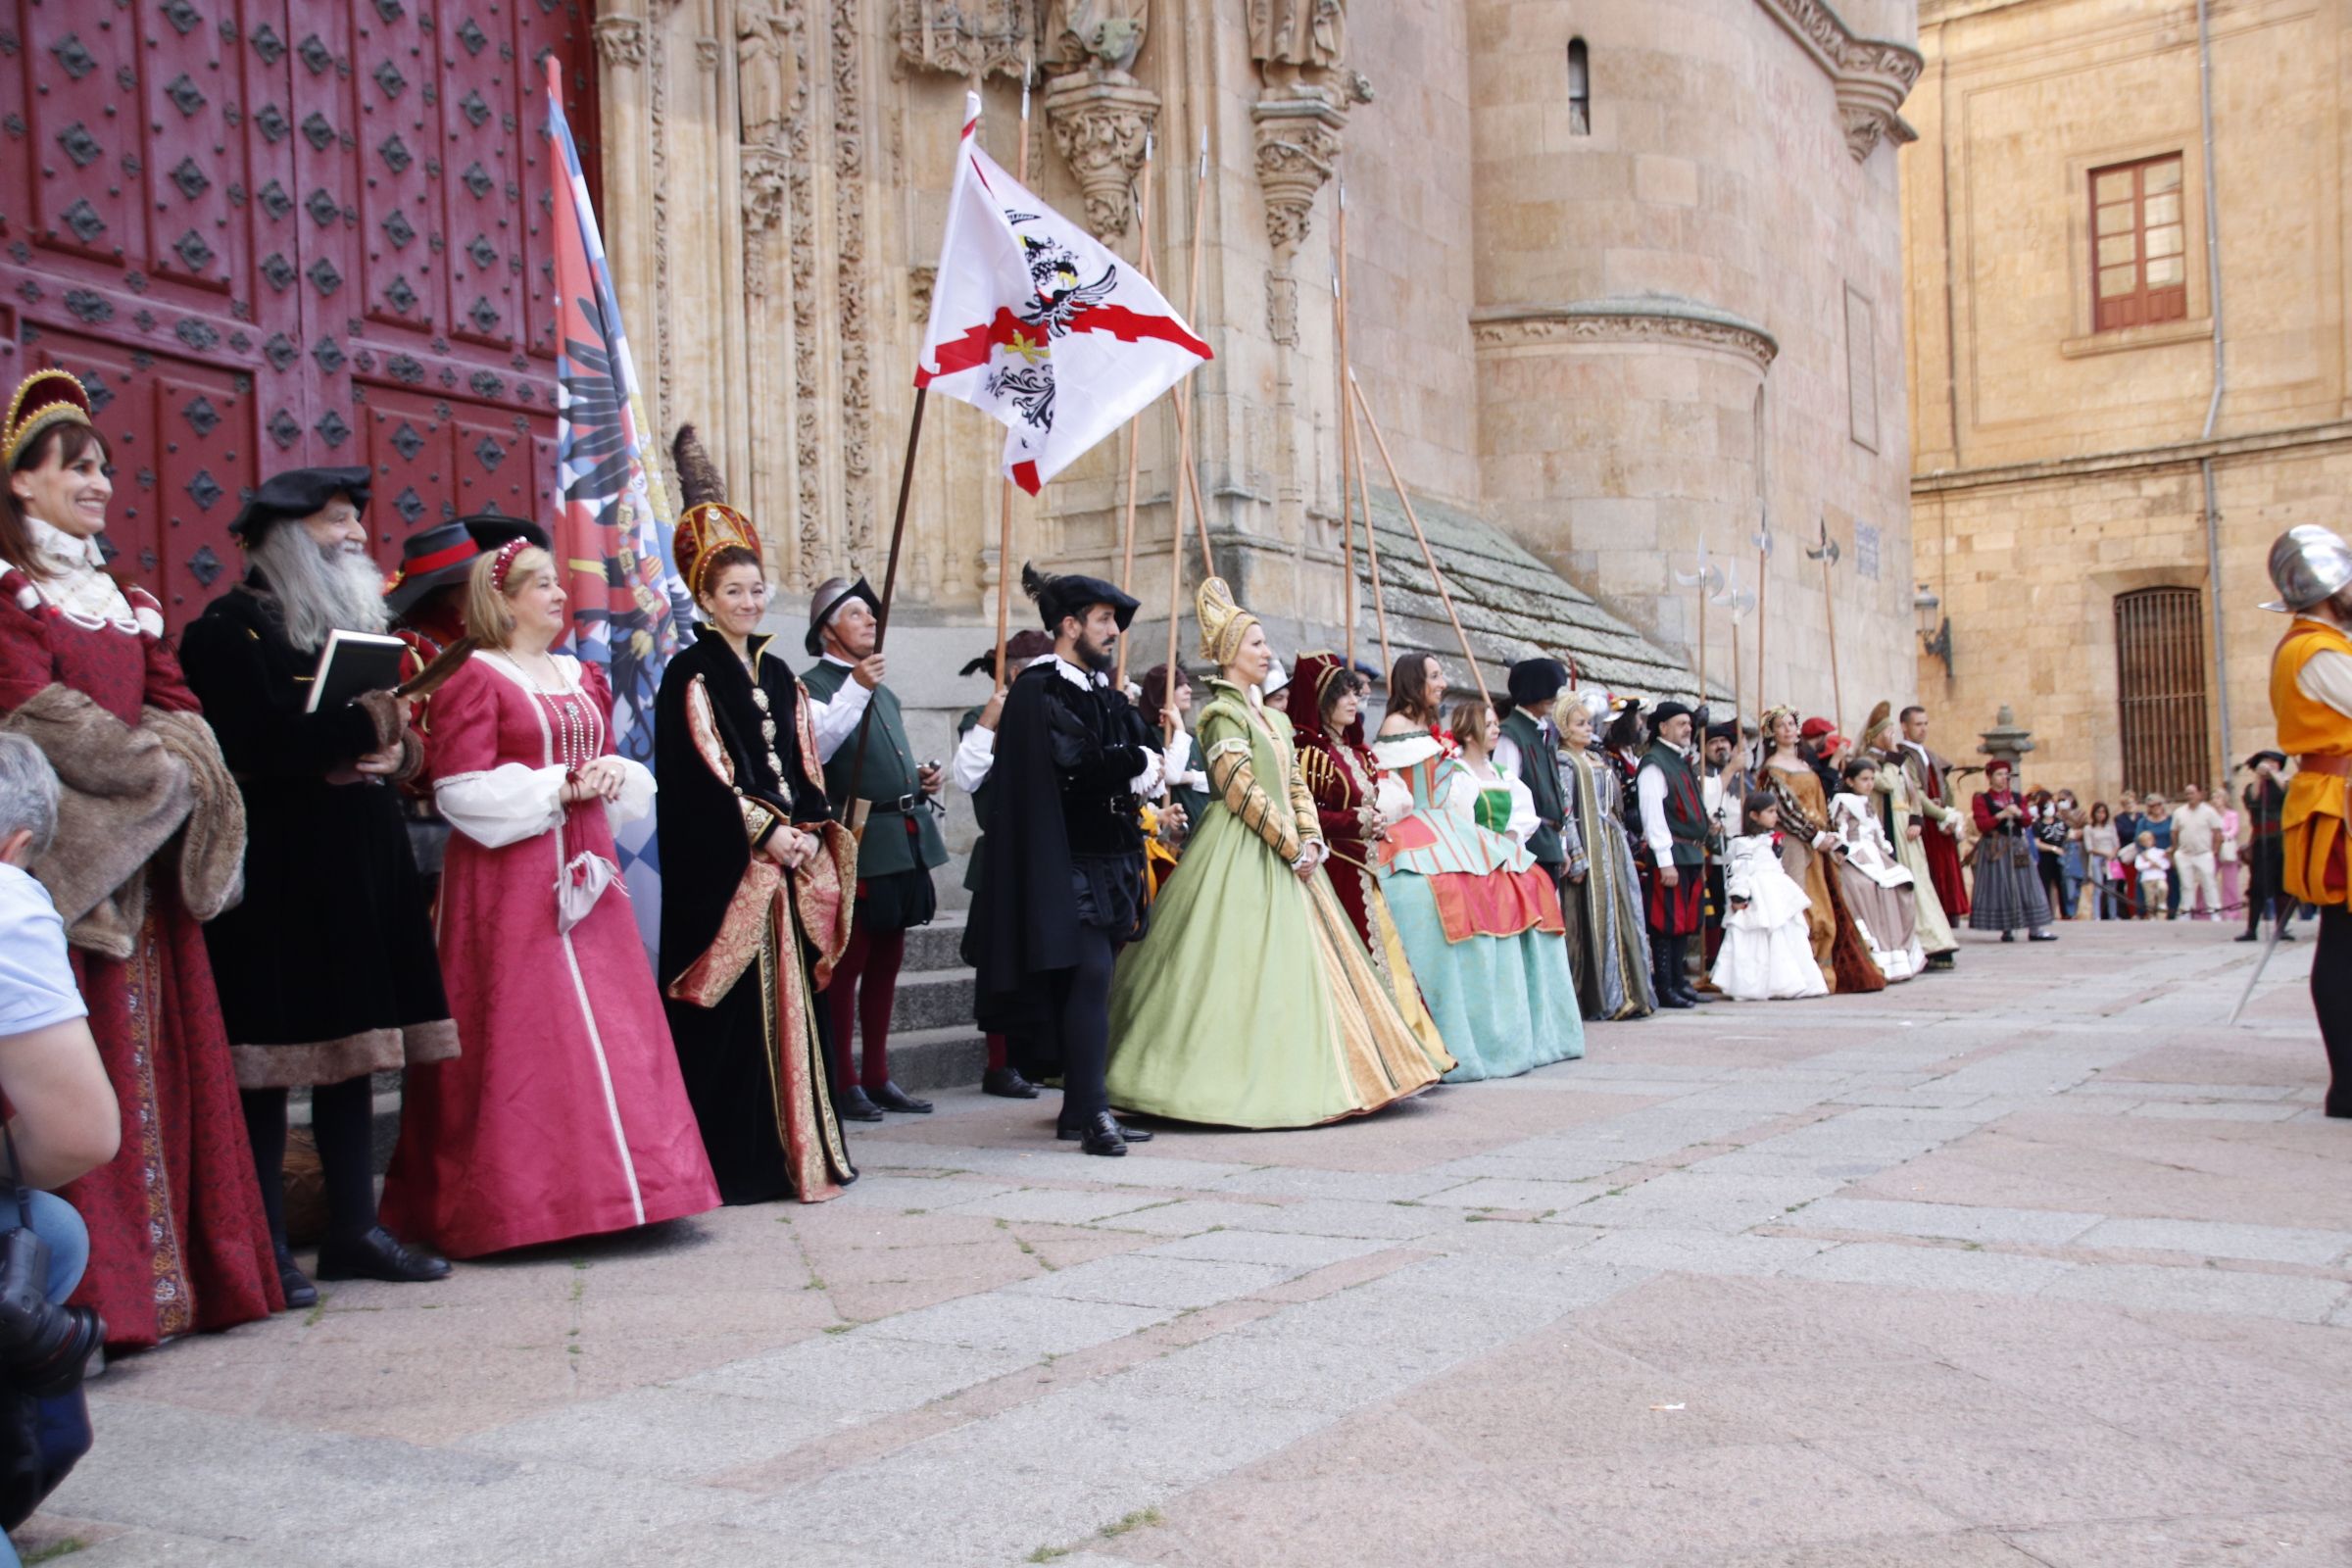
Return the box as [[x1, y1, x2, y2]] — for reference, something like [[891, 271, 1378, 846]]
[[229, 466, 372, 540]]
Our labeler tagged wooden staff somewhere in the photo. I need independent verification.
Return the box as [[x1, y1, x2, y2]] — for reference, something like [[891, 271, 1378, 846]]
[[1348, 366, 1392, 675], [1331, 195, 1392, 676], [1820, 542, 1843, 735], [1332, 173, 1359, 670], [1349, 370, 1489, 708], [1161, 124, 1212, 747], [1110, 135, 1156, 688], [990, 51, 1036, 696], [840, 387, 930, 833]]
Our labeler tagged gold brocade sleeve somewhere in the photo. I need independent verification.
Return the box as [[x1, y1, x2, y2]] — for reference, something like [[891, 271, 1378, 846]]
[[1284, 742, 1321, 850], [1205, 735, 1302, 862], [686, 675, 778, 850]]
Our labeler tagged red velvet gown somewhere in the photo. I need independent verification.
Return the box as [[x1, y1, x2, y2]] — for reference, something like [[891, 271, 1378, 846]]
[[0, 564, 278, 1349], [378, 653, 718, 1257]]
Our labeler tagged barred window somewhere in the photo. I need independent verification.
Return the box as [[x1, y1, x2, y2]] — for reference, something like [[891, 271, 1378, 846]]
[[1567, 39, 1591, 135], [2114, 586, 2210, 796]]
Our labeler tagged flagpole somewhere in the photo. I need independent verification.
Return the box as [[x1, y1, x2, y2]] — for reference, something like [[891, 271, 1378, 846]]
[[1332, 172, 1358, 671], [1350, 370, 1489, 709], [1111, 135, 1156, 689], [991, 52, 1036, 698], [1162, 125, 1211, 748]]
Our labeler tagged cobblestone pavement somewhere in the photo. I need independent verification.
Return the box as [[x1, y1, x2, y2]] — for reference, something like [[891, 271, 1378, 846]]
[[28, 921, 2352, 1567]]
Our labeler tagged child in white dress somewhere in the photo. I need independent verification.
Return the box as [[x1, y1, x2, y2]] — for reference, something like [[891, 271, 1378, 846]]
[[1711, 793, 1830, 1001]]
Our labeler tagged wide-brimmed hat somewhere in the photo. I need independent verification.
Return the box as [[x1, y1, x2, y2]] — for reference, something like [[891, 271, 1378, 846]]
[[1023, 563, 1141, 635], [384, 522, 482, 615]]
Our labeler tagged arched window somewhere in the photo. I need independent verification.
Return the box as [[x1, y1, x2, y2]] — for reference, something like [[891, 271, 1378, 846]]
[[1567, 39, 1591, 136], [2114, 586, 2211, 796]]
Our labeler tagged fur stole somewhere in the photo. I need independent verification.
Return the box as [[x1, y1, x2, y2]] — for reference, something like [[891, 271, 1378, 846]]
[[0, 684, 246, 956]]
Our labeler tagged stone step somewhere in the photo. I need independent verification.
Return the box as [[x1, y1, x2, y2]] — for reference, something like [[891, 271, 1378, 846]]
[[903, 911, 969, 974], [858, 964, 974, 1037], [872, 1024, 990, 1095]]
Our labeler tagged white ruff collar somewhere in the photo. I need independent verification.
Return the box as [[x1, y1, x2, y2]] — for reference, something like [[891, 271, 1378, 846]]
[[18, 515, 136, 631]]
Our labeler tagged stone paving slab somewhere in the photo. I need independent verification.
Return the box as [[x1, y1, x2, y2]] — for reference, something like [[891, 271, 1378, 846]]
[[37, 922, 2352, 1566]]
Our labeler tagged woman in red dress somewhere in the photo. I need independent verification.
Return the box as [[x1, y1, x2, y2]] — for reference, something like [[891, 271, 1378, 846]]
[[1287, 652, 1447, 1061], [0, 368, 278, 1348], [381, 542, 718, 1256]]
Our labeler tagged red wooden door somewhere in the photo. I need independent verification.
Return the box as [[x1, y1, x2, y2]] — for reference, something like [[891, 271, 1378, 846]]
[[0, 0, 597, 629]]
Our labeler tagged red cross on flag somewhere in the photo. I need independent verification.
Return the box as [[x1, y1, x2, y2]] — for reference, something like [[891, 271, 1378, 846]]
[[916, 92, 1212, 495]]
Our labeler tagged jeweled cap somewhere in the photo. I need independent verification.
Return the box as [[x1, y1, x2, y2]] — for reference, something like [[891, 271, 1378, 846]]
[[1196, 575, 1258, 665], [2, 368, 94, 469]]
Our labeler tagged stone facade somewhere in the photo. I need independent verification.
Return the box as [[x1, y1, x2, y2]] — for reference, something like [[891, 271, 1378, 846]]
[[591, 0, 1919, 727], [1902, 0, 2352, 799]]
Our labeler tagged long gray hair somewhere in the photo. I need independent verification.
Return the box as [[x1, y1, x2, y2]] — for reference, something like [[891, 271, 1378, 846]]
[[0, 733, 61, 859], [249, 521, 389, 651]]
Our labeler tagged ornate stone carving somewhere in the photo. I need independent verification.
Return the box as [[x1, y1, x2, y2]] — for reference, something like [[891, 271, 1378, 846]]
[[1042, 74, 1158, 240], [1265, 270, 1299, 347], [1250, 0, 1346, 86], [740, 146, 790, 297], [738, 9, 796, 142], [591, 16, 648, 69], [1469, 299, 1781, 373], [1250, 94, 1345, 256], [695, 34, 722, 72], [1751, 0, 1922, 162], [1042, 0, 1147, 74], [834, 0, 875, 560], [896, 0, 1033, 81], [908, 265, 936, 323]]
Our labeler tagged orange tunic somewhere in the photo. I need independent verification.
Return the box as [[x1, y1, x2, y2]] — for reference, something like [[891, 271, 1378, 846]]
[[2269, 617, 2352, 906]]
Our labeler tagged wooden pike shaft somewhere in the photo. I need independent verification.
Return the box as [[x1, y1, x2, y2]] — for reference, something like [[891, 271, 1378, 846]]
[[989, 58, 1037, 697], [1333, 172, 1358, 670], [1822, 555, 1842, 735], [1350, 373, 1489, 708], [1163, 125, 1212, 748], [1350, 385, 1391, 675], [1110, 140, 1156, 688], [1756, 540, 1769, 716]]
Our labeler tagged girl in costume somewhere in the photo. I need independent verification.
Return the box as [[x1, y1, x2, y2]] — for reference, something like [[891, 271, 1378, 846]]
[[1105, 580, 1449, 1127], [382, 544, 718, 1254], [1710, 791, 1829, 1001], [1370, 697, 1584, 1082], [1828, 756, 1924, 981], [1759, 707, 1886, 994]]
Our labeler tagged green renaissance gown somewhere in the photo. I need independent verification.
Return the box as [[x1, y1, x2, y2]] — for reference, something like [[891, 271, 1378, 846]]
[[1106, 680, 1453, 1127]]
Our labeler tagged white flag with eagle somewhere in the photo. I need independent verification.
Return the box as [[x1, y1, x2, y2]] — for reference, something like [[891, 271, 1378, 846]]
[[916, 93, 1212, 494]]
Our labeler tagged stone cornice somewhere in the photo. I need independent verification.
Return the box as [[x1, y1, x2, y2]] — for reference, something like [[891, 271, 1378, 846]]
[[1753, 0, 1924, 161], [1911, 419, 2352, 495], [1470, 298, 1780, 372]]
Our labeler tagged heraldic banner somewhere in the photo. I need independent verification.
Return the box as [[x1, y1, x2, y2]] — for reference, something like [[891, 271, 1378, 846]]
[[545, 56, 692, 950], [917, 92, 1212, 494]]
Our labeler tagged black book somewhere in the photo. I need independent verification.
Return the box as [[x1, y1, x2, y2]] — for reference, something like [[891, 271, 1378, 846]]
[[305, 629, 410, 713]]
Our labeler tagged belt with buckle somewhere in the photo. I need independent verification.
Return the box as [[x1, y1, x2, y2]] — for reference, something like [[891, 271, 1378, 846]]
[[867, 793, 921, 814]]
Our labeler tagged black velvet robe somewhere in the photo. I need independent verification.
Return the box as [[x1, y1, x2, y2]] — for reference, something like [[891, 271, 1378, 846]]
[[176, 578, 454, 1089], [654, 630, 857, 1204]]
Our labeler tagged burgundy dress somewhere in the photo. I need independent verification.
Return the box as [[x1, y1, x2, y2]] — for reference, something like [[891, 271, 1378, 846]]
[[379, 653, 718, 1257], [0, 564, 278, 1349]]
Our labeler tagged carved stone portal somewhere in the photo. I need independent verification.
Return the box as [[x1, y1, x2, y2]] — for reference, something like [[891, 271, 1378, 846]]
[[896, 0, 1033, 81], [1043, 74, 1159, 240], [1250, 93, 1345, 257]]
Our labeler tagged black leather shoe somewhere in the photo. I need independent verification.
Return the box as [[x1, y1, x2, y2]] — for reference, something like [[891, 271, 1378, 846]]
[[316, 1226, 451, 1284], [2235, 931, 2259, 942], [2029, 930, 2059, 943], [833, 1087, 885, 1122], [982, 1066, 1041, 1099], [1113, 1121, 1152, 1142], [2001, 930, 2015, 943], [274, 1243, 318, 1310], [1057, 1115, 1151, 1144], [1076, 1112, 1128, 1156], [1656, 990, 1694, 1009], [1679, 986, 1716, 1004], [868, 1082, 934, 1114]]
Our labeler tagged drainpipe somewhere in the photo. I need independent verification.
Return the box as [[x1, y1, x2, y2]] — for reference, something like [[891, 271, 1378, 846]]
[[2196, 0, 2230, 782]]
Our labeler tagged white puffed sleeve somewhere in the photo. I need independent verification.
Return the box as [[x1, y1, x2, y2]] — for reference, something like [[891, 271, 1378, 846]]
[[436, 764, 567, 849], [604, 757, 657, 830]]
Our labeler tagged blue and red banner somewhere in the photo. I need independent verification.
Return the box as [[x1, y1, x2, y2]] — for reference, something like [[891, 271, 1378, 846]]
[[545, 57, 689, 946]]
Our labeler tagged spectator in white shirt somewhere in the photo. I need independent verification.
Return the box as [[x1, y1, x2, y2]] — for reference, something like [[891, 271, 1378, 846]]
[[2171, 782, 2228, 921]]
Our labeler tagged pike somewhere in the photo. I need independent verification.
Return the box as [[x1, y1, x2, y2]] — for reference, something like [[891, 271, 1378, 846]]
[[2226, 911, 2292, 1026]]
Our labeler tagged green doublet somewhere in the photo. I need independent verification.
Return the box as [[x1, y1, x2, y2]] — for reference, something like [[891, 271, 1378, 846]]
[[801, 659, 949, 878]]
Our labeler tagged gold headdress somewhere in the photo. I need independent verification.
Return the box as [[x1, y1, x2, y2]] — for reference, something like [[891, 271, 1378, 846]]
[[3, 368, 95, 469], [669, 423, 761, 599], [1196, 575, 1258, 666]]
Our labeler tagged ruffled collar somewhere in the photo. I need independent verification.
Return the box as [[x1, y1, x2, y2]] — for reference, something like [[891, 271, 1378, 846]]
[[16, 514, 136, 631]]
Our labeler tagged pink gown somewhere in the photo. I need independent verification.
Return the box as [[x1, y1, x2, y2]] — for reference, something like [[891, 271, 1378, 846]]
[[379, 652, 718, 1257]]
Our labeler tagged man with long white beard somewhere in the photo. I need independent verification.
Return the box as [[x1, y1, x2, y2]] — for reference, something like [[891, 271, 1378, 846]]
[[177, 467, 457, 1306]]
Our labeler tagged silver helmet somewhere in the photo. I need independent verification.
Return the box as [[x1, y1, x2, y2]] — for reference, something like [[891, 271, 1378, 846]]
[[2261, 525, 2352, 613]]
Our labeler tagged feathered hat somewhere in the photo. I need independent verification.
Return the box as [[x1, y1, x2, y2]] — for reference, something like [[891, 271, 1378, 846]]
[[669, 423, 760, 600], [1196, 575, 1257, 665], [3, 368, 94, 470]]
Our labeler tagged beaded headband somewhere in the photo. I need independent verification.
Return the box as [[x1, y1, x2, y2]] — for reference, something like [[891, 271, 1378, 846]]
[[489, 536, 533, 594]]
